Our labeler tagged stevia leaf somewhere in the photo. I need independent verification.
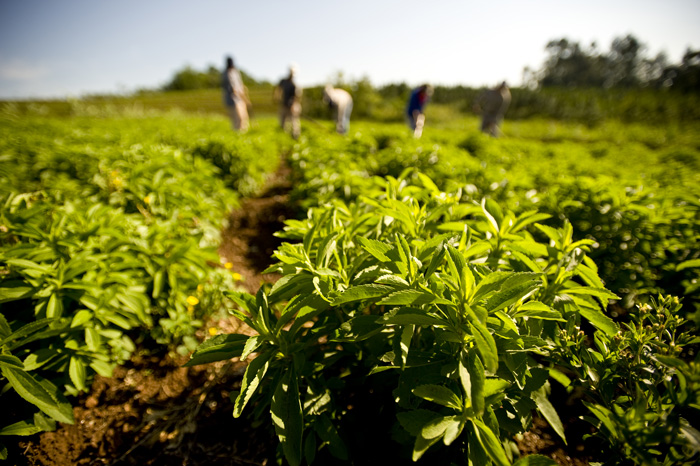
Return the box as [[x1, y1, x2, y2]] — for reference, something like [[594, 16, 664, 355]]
[[0, 280, 34, 303], [1, 367, 73, 424], [412, 384, 462, 410], [377, 289, 452, 306], [578, 307, 619, 337], [271, 368, 303, 466], [533, 386, 566, 444], [467, 351, 485, 415], [471, 418, 509, 466], [357, 236, 392, 262], [0, 420, 42, 436], [184, 334, 249, 366], [332, 284, 393, 305], [233, 351, 273, 418], [513, 454, 558, 466], [69, 356, 87, 392]]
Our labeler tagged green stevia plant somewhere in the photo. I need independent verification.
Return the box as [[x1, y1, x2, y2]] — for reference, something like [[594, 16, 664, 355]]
[[187, 172, 622, 465], [549, 295, 700, 465], [0, 112, 275, 456]]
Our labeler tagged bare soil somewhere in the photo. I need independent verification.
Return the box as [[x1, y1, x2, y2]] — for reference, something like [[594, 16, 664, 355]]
[[12, 158, 593, 465]]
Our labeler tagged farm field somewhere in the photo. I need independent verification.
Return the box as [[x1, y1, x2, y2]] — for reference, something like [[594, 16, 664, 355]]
[[1, 102, 699, 465]]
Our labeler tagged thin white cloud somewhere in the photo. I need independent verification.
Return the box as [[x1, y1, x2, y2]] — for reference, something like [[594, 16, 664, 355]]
[[0, 59, 49, 81]]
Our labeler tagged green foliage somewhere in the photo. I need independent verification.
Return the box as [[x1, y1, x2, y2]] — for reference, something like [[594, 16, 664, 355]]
[[0, 109, 284, 450], [550, 295, 700, 465], [187, 173, 633, 464]]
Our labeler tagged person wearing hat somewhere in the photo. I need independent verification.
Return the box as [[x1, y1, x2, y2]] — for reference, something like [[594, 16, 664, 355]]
[[474, 81, 511, 136], [322, 84, 353, 135], [221, 56, 250, 132], [274, 65, 302, 139]]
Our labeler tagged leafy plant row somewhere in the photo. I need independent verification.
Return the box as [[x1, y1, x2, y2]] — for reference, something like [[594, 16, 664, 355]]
[[284, 121, 700, 319], [0, 112, 286, 457], [188, 173, 700, 465]]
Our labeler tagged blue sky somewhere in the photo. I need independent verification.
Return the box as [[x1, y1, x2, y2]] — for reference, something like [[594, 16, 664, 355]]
[[1, 0, 699, 99]]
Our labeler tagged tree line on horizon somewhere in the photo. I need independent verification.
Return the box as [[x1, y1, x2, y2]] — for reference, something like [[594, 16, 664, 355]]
[[162, 34, 699, 94]]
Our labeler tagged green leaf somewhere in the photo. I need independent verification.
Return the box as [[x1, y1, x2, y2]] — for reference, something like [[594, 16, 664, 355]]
[[443, 416, 465, 445], [578, 307, 619, 337], [467, 351, 485, 414], [331, 315, 382, 342], [315, 414, 348, 460], [332, 284, 393, 305], [377, 289, 452, 306], [514, 302, 565, 321], [472, 418, 510, 466], [421, 415, 458, 439], [582, 402, 617, 439], [0, 318, 55, 349], [483, 378, 511, 399], [89, 360, 114, 377], [233, 351, 273, 418], [46, 293, 63, 318], [0, 354, 24, 370], [532, 386, 566, 444], [22, 349, 59, 371], [184, 334, 249, 367], [1, 366, 74, 424], [0, 280, 34, 303], [271, 368, 303, 466], [152, 268, 164, 298], [468, 320, 498, 373], [677, 259, 700, 271], [85, 328, 101, 352], [224, 290, 258, 316], [483, 273, 541, 312], [358, 236, 392, 262], [276, 294, 329, 333], [70, 310, 92, 328], [398, 324, 414, 368], [69, 357, 87, 392], [397, 409, 441, 436], [512, 454, 558, 466], [412, 385, 462, 410], [0, 313, 10, 338], [0, 420, 42, 436], [381, 308, 445, 327], [241, 335, 263, 361], [564, 286, 619, 301]]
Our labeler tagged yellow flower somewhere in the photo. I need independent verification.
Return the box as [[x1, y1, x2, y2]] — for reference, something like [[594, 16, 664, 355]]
[[144, 195, 151, 204], [231, 272, 242, 281], [224, 262, 233, 270], [208, 327, 218, 336], [186, 296, 199, 306], [196, 284, 204, 293]]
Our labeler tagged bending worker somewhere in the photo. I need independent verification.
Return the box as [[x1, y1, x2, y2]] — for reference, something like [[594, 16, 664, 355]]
[[322, 85, 353, 135]]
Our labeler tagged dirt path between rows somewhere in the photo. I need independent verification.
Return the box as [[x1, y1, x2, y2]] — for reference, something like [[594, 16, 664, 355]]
[[16, 158, 296, 466]]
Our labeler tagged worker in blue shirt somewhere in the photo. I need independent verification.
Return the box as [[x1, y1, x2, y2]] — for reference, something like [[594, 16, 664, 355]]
[[406, 84, 433, 138]]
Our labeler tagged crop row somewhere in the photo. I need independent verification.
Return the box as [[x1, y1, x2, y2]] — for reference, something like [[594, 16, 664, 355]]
[[284, 120, 700, 319], [189, 173, 700, 465], [0, 111, 286, 456]]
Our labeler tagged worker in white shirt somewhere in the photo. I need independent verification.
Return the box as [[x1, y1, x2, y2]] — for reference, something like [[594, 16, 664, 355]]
[[322, 85, 353, 135]]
